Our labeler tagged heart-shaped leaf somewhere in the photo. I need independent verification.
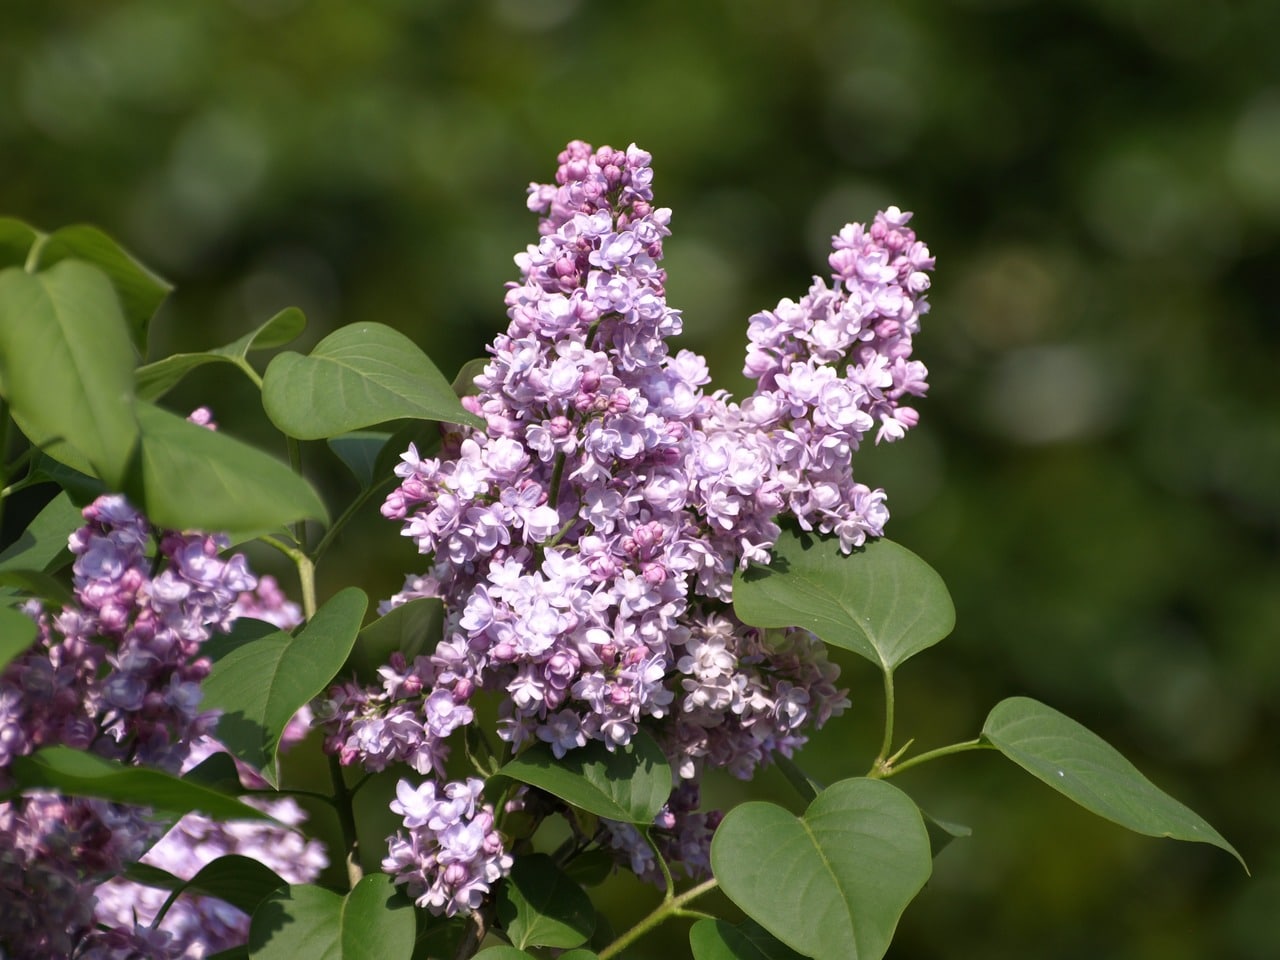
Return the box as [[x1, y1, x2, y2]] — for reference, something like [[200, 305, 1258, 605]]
[[0, 261, 139, 486], [202, 588, 367, 785], [5, 746, 271, 822], [125, 401, 328, 539], [733, 530, 954, 672], [711, 777, 931, 960], [262, 322, 484, 440], [496, 854, 595, 949], [248, 875, 414, 960], [36, 224, 172, 350], [472, 950, 537, 960], [498, 730, 671, 825], [982, 697, 1245, 869], [136, 307, 306, 401], [690, 919, 807, 960]]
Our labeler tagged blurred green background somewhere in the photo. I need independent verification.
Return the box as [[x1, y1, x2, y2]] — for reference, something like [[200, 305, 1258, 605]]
[[3, 0, 1278, 956]]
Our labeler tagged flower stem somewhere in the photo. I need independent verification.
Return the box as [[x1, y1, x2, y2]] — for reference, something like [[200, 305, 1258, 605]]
[[259, 534, 317, 621], [867, 667, 896, 776], [597, 877, 719, 960], [870, 737, 994, 779], [328, 752, 363, 890]]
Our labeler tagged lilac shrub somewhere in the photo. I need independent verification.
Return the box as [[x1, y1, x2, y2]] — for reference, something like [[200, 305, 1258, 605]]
[[0, 492, 323, 959], [323, 140, 934, 899]]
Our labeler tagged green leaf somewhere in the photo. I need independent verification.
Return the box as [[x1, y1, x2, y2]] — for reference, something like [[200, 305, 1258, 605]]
[[0, 217, 39, 269], [125, 402, 328, 539], [123, 855, 287, 918], [711, 777, 931, 960], [0, 604, 39, 671], [202, 588, 367, 785], [559, 951, 601, 960], [36, 225, 172, 350], [498, 729, 672, 825], [6, 746, 272, 822], [471, 949, 538, 960], [0, 260, 139, 486], [451, 356, 489, 398], [135, 307, 306, 401], [733, 530, 954, 672], [261, 321, 484, 440], [561, 848, 615, 888], [181, 751, 246, 796], [0, 492, 81, 574], [27, 453, 104, 505], [346, 597, 444, 682], [921, 809, 971, 857], [0, 569, 74, 608], [328, 431, 392, 489], [249, 875, 415, 960], [772, 753, 823, 805], [178, 855, 290, 916], [496, 854, 595, 950], [690, 919, 808, 960], [981, 697, 1245, 869]]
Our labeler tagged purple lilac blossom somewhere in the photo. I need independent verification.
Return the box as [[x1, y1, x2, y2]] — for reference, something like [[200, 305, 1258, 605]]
[[324, 140, 933, 891], [381, 777, 512, 917], [0, 490, 320, 959]]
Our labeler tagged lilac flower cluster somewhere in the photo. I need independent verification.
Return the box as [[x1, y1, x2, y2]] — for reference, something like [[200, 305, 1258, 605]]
[[381, 777, 512, 917], [0, 492, 320, 959], [93, 728, 328, 958], [324, 141, 933, 893]]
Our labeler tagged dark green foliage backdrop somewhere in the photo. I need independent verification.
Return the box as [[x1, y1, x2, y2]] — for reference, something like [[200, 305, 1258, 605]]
[[3, 1, 1277, 956]]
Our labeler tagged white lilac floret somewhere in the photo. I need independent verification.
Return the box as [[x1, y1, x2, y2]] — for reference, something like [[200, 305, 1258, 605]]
[[0, 488, 320, 959], [323, 140, 933, 893]]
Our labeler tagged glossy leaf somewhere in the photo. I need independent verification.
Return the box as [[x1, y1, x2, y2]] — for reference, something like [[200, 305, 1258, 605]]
[[690, 919, 807, 960], [248, 875, 414, 960], [711, 777, 931, 960], [496, 854, 595, 949], [261, 321, 484, 440], [733, 530, 954, 672], [328, 431, 391, 489], [498, 729, 671, 825], [0, 261, 139, 486], [0, 604, 39, 671], [981, 697, 1245, 868], [0, 491, 80, 574], [203, 588, 367, 785], [37, 224, 172, 349], [125, 402, 328, 539], [346, 597, 444, 682], [135, 307, 306, 401], [6, 746, 271, 821]]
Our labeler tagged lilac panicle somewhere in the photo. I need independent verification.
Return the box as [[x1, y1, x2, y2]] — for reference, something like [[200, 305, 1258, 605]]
[[0, 488, 320, 960], [324, 140, 933, 895]]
